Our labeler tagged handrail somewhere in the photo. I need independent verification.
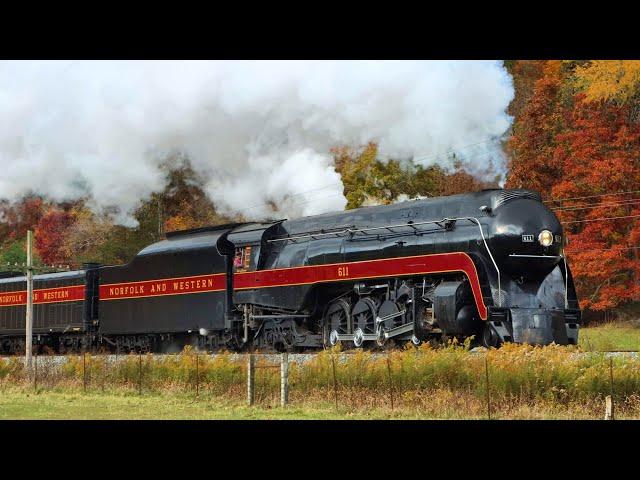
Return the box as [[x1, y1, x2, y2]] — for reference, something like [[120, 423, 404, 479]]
[[267, 218, 455, 243], [446, 217, 502, 308], [562, 255, 569, 309]]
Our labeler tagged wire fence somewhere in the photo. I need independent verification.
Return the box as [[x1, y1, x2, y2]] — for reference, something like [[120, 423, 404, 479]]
[[1, 345, 640, 419]]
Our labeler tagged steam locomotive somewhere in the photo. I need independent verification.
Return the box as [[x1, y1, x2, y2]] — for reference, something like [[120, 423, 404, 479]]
[[0, 188, 581, 353]]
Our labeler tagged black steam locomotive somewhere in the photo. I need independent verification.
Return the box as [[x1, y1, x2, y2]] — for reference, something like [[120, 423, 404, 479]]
[[0, 188, 581, 353]]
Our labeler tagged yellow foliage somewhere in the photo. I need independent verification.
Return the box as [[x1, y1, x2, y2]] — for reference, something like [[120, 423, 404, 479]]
[[575, 60, 640, 104], [543, 60, 563, 79]]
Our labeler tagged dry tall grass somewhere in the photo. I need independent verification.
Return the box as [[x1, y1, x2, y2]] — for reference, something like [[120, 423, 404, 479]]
[[1, 343, 639, 418]]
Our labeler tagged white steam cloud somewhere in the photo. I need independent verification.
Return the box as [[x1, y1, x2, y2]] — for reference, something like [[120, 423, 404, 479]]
[[0, 61, 513, 225]]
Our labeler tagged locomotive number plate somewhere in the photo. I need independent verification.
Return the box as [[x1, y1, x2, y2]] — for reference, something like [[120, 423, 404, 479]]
[[522, 235, 534, 243], [337, 266, 350, 277]]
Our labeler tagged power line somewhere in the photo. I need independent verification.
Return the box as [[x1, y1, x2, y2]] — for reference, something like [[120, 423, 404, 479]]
[[553, 198, 640, 212], [381, 135, 508, 165], [563, 213, 640, 224], [565, 245, 640, 253], [545, 190, 640, 204]]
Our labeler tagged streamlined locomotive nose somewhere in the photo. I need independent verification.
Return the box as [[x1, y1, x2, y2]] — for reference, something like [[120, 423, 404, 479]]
[[481, 193, 580, 347], [488, 197, 563, 280]]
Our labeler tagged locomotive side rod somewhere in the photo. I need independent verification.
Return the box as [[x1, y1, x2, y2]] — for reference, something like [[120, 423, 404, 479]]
[[331, 321, 415, 344], [381, 322, 414, 340]]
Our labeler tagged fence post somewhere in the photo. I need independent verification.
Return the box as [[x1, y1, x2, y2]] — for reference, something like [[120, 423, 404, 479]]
[[485, 356, 491, 420], [34, 349, 38, 392], [386, 354, 394, 411], [331, 353, 339, 411], [280, 353, 289, 407], [195, 352, 200, 399], [247, 354, 255, 406], [83, 352, 87, 393], [607, 357, 615, 420], [138, 352, 142, 395], [605, 396, 613, 420], [102, 356, 106, 393]]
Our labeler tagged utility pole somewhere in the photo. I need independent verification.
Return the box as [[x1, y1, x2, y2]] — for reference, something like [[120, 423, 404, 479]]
[[25, 230, 33, 371]]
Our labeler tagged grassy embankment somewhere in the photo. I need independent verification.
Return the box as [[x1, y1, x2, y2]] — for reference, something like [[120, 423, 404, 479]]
[[2, 389, 637, 420], [1, 340, 640, 419], [579, 320, 640, 352]]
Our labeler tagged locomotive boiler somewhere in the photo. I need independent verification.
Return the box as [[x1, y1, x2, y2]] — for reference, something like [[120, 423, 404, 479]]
[[0, 188, 581, 353]]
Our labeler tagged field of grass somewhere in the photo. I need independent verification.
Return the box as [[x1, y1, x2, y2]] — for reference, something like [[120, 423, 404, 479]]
[[1, 388, 638, 420], [1, 341, 640, 419], [580, 320, 640, 351]]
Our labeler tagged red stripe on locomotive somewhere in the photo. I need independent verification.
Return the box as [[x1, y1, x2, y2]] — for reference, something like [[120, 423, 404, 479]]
[[99, 252, 488, 320]]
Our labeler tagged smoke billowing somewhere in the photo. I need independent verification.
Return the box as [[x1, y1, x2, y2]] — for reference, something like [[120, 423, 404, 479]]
[[0, 61, 513, 224]]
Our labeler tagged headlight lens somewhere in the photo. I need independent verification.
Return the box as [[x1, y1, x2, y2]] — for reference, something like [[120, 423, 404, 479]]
[[538, 229, 554, 247]]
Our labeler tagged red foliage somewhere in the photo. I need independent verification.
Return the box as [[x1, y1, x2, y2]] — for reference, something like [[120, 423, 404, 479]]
[[507, 63, 566, 193], [0, 197, 45, 238], [509, 60, 640, 310], [552, 95, 640, 310], [34, 209, 77, 265]]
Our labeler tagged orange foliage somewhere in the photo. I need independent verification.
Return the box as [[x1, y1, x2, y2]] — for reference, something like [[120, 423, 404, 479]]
[[552, 95, 640, 310], [508, 61, 640, 311], [506, 60, 546, 120], [34, 209, 77, 265], [164, 214, 200, 233], [0, 197, 45, 239], [507, 61, 566, 193]]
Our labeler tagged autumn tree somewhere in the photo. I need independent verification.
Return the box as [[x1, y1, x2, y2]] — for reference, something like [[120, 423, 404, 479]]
[[504, 60, 546, 121], [59, 206, 117, 265], [34, 208, 77, 265], [0, 196, 46, 241], [552, 94, 640, 310], [575, 60, 640, 106], [508, 60, 640, 312], [506, 61, 568, 193], [333, 142, 497, 209], [160, 159, 232, 233]]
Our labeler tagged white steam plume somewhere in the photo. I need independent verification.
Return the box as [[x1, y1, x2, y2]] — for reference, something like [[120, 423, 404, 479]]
[[0, 61, 513, 224]]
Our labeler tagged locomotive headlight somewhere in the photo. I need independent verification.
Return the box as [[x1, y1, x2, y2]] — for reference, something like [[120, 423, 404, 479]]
[[538, 230, 554, 247]]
